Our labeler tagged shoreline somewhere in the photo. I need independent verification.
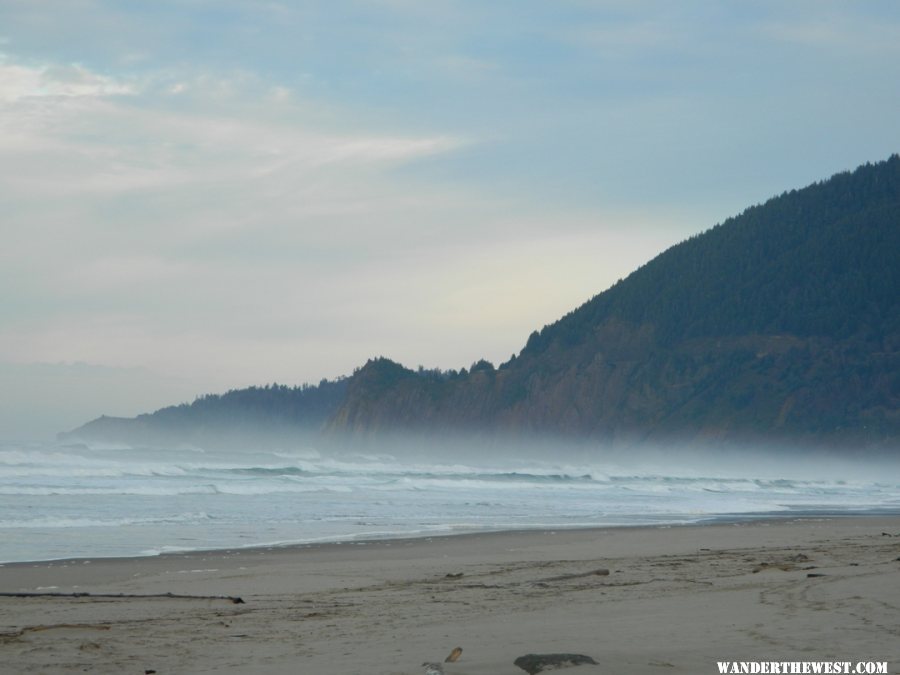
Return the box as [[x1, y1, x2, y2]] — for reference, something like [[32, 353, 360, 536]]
[[2, 515, 899, 673], [3, 509, 900, 568]]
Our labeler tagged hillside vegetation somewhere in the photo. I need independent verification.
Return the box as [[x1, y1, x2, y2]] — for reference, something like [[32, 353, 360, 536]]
[[330, 156, 900, 445]]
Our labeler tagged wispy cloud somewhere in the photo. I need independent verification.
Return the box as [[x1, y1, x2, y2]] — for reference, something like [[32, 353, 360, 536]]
[[0, 56, 464, 204], [0, 52, 482, 387], [0, 57, 134, 102]]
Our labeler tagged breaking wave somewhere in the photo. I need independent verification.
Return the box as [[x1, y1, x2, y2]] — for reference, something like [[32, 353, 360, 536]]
[[1, 440, 898, 563]]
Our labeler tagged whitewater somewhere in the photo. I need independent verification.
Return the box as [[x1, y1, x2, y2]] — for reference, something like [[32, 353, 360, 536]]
[[1, 440, 899, 563]]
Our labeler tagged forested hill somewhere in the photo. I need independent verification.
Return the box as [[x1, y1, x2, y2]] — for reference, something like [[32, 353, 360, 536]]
[[524, 155, 899, 352], [62, 379, 348, 447], [328, 156, 900, 446], [65, 156, 900, 448]]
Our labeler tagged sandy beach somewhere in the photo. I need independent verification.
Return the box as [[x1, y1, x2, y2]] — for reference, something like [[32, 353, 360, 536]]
[[1, 517, 899, 674]]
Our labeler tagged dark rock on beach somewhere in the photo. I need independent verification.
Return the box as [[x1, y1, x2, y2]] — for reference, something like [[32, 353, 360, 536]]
[[514, 653, 599, 673]]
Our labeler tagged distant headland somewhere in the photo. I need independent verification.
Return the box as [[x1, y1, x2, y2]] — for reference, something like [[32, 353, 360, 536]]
[[63, 155, 900, 451]]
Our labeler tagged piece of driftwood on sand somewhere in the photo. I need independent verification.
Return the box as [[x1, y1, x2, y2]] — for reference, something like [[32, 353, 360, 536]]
[[0, 591, 245, 603]]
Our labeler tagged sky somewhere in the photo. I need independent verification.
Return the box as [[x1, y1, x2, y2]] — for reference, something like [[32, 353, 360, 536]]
[[2, 1, 899, 439]]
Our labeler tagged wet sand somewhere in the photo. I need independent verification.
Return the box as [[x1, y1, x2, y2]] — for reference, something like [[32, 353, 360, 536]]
[[1, 517, 899, 674]]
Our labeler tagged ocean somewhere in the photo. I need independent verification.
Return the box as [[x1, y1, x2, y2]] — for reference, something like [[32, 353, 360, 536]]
[[1, 440, 899, 564]]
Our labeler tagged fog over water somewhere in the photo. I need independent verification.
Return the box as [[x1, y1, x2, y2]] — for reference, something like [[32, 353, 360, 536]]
[[2, 435, 898, 564]]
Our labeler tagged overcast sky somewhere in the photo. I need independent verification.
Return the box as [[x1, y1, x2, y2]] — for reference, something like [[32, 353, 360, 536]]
[[2, 1, 899, 438]]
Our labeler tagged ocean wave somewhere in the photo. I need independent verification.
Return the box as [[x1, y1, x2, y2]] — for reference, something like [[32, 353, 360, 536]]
[[0, 512, 211, 529], [3, 441, 899, 564], [0, 480, 364, 496]]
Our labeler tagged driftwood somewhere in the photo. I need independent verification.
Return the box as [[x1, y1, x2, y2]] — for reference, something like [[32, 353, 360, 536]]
[[535, 568, 609, 583], [0, 591, 244, 604]]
